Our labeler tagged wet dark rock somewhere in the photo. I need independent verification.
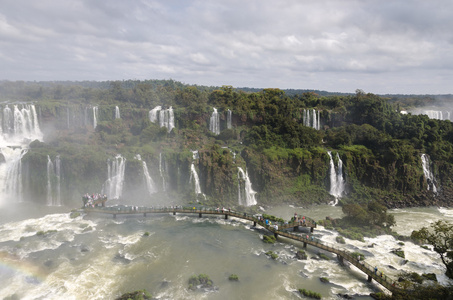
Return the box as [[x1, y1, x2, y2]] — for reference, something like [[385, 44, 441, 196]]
[[160, 280, 170, 288], [295, 250, 308, 260], [113, 253, 131, 264], [320, 277, 329, 283], [44, 260, 53, 267], [338, 293, 353, 299]]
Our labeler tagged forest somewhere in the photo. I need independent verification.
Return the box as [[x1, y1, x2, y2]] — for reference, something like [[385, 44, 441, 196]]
[[1, 80, 452, 208]]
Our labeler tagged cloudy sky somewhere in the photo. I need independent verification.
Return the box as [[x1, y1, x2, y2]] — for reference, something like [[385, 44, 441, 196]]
[[1, 0, 452, 94]]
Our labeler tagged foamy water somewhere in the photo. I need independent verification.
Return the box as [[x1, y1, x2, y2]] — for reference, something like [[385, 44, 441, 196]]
[[0, 204, 452, 299]]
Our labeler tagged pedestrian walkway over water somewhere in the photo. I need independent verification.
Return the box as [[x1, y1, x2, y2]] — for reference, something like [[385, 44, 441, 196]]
[[83, 205, 400, 294]]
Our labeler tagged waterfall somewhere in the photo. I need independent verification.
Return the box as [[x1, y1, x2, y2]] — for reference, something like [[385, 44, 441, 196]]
[[0, 104, 43, 204], [327, 151, 345, 205], [115, 106, 121, 119], [149, 106, 174, 132], [47, 155, 54, 206], [227, 109, 232, 129], [149, 106, 161, 123], [209, 108, 220, 135], [103, 155, 126, 200], [303, 109, 321, 130], [189, 163, 205, 200], [191, 150, 199, 160], [55, 155, 61, 206], [93, 106, 98, 129], [1, 148, 28, 203], [421, 154, 438, 193], [159, 153, 166, 192], [135, 155, 157, 197], [237, 167, 257, 206]]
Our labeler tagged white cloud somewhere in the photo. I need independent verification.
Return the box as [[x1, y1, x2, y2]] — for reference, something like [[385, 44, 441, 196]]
[[0, 0, 451, 94]]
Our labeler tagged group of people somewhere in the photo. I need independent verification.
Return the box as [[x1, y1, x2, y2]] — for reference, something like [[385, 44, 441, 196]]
[[82, 193, 107, 207]]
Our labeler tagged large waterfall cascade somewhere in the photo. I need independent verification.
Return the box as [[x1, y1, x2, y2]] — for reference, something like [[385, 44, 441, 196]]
[[424, 110, 451, 121], [115, 106, 121, 119], [209, 108, 220, 135], [46, 155, 62, 206], [227, 109, 232, 129], [149, 106, 174, 132], [303, 109, 321, 130], [327, 151, 345, 205], [103, 154, 126, 200], [189, 163, 205, 200], [237, 167, 257, 206], [421, 154, 438, 193], [0, 104, 43, 204], [135, 154, 157, 197], [93, 106, 98, 129]]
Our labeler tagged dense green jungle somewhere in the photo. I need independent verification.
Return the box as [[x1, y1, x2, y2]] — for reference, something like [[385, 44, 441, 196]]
[[1, 80, 453, 209]]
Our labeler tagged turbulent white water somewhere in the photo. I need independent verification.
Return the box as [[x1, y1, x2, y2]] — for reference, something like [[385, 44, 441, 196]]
[[328, 151, 345, 204], [0, 204, 451, 299], [227, 109, 232, 129], [115, 106, 121, 119], [209, 108, 220, 135], [237, 167, 257, 206], [103, 155, 126, 200]]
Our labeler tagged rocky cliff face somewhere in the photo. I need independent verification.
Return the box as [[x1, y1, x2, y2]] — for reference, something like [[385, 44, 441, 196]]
[[1, 82, 452, 208]]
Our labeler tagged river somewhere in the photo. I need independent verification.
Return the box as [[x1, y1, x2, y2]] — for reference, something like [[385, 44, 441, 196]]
[[0, 203, 452, 300]]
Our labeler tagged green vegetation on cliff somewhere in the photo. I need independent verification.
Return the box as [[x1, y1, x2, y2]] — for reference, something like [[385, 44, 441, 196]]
[[2, 80, 453, 208]]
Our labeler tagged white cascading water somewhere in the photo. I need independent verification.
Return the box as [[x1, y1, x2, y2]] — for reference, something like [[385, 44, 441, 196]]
[[159, 153, 166, 192], [115, 106, 121, 119], [149, 106, 161, 123], [227, 109, 232, 129], [421, 154, 438, 193], [0, 104, 43, 205], [189, 163, 205, 200], [149, 106, 174, 132], [327, 151, 345, 205], [209, 108, 220, 135], [237, 167, 257, 206], [93, 106, 98, 129], [46, 155, 61, 206], [55, 155, 61, 205], [303, 109, 321, 130], [191, 150, 199, 160], [47, 155, 54, 206], [135, 154, 157, 197], [103, 154, 126, 200]]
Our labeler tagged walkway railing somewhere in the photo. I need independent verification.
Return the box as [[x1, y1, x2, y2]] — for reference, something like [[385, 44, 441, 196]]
[[83, 205, 399, 293]]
